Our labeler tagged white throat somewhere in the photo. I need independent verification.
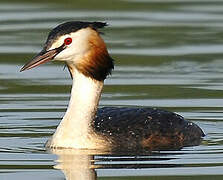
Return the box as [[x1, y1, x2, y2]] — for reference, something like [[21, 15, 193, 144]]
[[66, 69, 103, 130], [47, 69, 108, 149]]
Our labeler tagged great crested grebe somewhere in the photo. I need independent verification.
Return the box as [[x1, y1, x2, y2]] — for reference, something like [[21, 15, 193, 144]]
[[20, 21, 204, 151]]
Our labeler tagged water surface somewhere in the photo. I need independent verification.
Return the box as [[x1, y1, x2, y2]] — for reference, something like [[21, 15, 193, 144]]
[[0, 1, 223, 179]]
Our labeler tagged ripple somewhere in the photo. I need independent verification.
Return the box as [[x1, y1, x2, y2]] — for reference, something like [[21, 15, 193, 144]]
[[0, 1, 223, 179]]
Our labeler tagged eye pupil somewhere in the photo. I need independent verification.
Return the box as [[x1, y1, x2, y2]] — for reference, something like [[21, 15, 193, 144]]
[[64, 37, 72, 45]]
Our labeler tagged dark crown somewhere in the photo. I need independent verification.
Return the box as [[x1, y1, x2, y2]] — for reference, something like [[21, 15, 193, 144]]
[[47, 21, 107, 41]]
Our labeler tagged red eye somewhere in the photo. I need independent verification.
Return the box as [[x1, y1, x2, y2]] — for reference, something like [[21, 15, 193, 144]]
[[64, 37, 72, 45]]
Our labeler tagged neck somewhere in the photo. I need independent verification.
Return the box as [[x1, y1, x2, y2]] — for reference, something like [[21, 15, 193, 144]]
[[47, 69, 106, 149], [65, 69, 103, 132]]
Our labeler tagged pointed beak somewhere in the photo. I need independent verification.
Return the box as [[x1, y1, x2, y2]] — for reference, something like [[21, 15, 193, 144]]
[[20, 45, 65, 72]]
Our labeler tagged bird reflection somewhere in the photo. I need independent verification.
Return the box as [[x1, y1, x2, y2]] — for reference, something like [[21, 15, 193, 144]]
[[52, 149, 97, 180], [51, 149, 183, 180]]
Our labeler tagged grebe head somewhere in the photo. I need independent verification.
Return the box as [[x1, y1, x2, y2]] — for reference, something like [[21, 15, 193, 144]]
[[20, 21, 114, 81]]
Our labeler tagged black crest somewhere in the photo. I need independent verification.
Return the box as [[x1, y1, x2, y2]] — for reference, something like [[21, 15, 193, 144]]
[[47, 21, 107, 42]]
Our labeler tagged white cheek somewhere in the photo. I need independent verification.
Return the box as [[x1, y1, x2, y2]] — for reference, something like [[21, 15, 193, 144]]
[[54, 39, 90, 62], [53, 46, 74, 61]]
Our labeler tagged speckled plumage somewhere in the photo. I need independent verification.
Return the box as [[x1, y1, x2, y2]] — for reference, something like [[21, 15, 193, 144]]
[[94, 107, 204, 151]]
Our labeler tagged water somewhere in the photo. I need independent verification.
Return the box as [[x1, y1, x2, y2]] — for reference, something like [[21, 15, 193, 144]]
[[0, 1, 223, 179]]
